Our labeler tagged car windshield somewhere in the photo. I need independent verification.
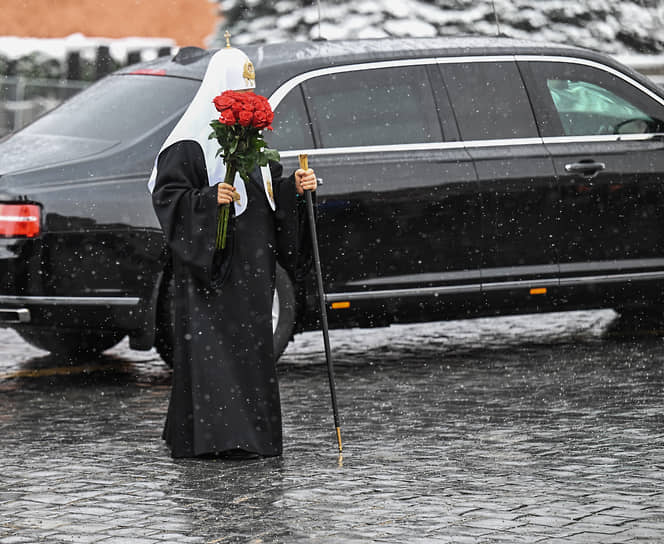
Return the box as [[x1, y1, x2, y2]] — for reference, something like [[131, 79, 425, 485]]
[[20, 74, 199, 142]]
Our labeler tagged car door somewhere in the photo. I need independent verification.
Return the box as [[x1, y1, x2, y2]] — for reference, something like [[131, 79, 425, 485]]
[[520, 59, 664, 293], [438, 59, 560, 307], [269, 62, 482, 321]]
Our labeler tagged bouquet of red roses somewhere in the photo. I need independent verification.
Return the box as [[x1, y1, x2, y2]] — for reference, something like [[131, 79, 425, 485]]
[[209, 90, 279, 249]]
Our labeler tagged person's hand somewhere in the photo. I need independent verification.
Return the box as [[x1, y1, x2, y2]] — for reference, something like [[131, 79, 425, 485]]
[[295, 168, 317, 195], [217, 183, 238, 205]]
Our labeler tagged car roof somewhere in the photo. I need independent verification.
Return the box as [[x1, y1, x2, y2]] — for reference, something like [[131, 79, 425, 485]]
[[115, 36, 650, 95]]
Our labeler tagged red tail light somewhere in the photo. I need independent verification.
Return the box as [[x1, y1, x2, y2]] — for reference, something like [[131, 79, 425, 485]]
[[129, 68, 166, 76], [0, 204, 41, 238]]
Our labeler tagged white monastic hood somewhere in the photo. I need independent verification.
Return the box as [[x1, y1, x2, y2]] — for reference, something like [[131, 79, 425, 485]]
[[147, 47, 275, 214]]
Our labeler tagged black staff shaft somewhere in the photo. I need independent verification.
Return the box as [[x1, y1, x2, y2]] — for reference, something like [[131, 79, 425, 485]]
[[304, 188, 342, 453]]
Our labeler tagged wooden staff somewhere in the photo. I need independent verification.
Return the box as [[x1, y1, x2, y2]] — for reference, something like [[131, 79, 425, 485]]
[[299, 154, 343, 454]]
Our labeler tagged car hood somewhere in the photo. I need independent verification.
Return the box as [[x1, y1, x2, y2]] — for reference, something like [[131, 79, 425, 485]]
[[0, 133, 118, 176]]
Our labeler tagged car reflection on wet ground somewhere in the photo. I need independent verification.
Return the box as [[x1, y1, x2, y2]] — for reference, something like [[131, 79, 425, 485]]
[[1, 310, 663, 543]]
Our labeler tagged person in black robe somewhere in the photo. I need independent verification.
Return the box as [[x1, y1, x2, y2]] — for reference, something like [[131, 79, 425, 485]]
[[148, 47, 317, 459]]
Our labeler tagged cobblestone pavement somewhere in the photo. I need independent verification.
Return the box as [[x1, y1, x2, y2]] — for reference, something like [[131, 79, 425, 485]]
[[0, 310, 663, 543]]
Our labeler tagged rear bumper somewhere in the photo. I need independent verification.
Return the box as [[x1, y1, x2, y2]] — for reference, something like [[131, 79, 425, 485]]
[[0, 295, 140, 307], [0, 295, 143, 330]]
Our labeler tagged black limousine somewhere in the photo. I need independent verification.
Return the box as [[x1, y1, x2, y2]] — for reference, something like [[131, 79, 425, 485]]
[[2, 36, 664, 362]]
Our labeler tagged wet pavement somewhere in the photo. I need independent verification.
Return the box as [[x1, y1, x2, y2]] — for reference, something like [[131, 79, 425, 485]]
[[1, 309, 663, 543]]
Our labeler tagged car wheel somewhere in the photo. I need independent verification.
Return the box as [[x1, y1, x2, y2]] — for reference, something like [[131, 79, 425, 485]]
[[154, 264, 296, 367], [16, 328, 124, 361]]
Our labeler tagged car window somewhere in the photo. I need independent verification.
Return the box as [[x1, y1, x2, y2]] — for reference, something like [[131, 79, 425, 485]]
[[268, 85, 315, 151], [302, 65, 442, 148], [441, 61, 538, 141], [20, 74, 199, 142], [524, 61, 664, 137]]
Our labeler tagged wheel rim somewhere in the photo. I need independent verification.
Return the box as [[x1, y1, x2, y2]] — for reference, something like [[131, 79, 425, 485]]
[[272, 289, 279, 333]]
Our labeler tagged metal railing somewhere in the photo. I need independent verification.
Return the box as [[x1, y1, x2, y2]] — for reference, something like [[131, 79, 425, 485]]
[[0, 76, 89, 137]]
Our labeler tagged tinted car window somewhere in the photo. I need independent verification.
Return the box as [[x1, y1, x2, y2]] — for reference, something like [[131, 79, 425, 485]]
[[441, 61, 538, 140], [269, 85, 315, 150], [524, 61, 664, 137], [302, 66, 442, 147], [20, 74, 198, 142]]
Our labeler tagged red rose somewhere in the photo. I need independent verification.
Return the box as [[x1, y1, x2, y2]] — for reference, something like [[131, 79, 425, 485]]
[[251, 96, 264, 110], [219, 109, 236, 125], [252, 110, 267, 128], [213, 94, 235, 112], [238, 110, 253, 127], [231, 101, 243, 115], [229, 93, 244, 113]]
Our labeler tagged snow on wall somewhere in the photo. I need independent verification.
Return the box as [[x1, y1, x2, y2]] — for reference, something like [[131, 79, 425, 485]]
[[213, 0, 664, 55]]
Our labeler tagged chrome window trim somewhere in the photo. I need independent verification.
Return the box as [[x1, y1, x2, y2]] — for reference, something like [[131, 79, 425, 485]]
[[279, 130, 662, 159], [0, 295, 140, 306], [279, 138, 544, 159], [271, 53, 664, 156], [279, 131, 662, 160], [542, 134, 664, 145], [280, 141, 463, 158], [462, 137, 543, 148]]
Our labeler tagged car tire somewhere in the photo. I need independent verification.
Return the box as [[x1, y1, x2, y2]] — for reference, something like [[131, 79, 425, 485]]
[[154, 264, 296, 367], [16, 328, 124, 361]]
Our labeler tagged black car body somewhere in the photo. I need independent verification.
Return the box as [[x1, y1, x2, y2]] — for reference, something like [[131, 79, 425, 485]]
[[2, 37, 664, 360]]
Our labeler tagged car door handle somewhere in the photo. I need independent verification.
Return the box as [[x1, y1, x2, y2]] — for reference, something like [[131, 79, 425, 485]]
[[564, 161, 606, 177]]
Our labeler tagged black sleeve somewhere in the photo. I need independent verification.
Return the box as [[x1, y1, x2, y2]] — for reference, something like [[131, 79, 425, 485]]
[[272, 161, 314, 282], [151, 141, 227, 285]]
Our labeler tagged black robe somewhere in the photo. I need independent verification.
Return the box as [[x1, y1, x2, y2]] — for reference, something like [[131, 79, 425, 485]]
[[152, 140, 310, 458]]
